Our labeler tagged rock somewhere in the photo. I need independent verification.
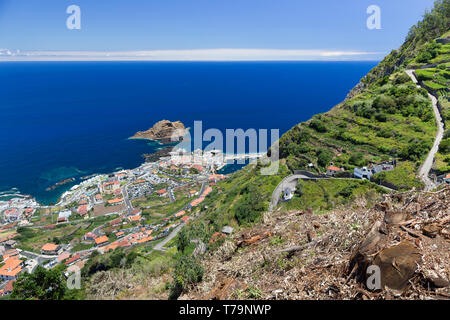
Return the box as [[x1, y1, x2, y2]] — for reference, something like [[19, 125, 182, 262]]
[[429, 277, 449, 288], [357, 221, 388, 256], [373, 241, 421, 291], [130, 120, 187, 143], [384, 211, 408, 225], [422, 224, 441, 238]]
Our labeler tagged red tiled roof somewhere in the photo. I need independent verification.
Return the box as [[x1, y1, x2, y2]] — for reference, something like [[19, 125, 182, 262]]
[[128, 215, 141, 222], [110, 218, 122, 226], [77, 205, 88, 214], [95, 235, 109, 245], [327, 166, 341, 171], [0, 258, 22, 278], [57, 252, 70, 262], [107, 198, 123, 204], [42, 243, 59, 251], [65, 254, 81, 265], [175, 210, 186, 217]]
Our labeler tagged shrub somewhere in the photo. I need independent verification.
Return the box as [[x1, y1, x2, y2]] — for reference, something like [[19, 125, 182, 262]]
[[393, 72, 412, 84], [439, 138, 450, 154], [416, 50, 433, 63], [377, 127, 393, 138], [375, 113, 387, 122], [349, 152, 366, 167], [372, 95, 396, 111], [234, 185, 266, 225], [399, 139, 431, 161], [169, 255, 204, 300], [309, 119, 327, 133], [316, 149, 333, 168]]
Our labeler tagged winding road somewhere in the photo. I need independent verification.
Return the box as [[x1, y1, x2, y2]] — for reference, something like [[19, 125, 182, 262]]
[[269, 174, 309, 212], [268, 70, 445, 211], [405, 69, 445, 191]]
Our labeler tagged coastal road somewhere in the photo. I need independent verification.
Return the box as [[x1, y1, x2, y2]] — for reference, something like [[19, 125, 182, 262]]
[[405, 69, 445, 191], [146, 223, 183, 254], [269, 174, 395, 212], [168, 188, 175, 202], [122, 186, 134, 215], [269, 174, 309, 212], [144, 180, 209, 255]]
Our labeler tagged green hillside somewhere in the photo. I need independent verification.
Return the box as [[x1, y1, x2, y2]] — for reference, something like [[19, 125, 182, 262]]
[[277, 1, 450, 188]]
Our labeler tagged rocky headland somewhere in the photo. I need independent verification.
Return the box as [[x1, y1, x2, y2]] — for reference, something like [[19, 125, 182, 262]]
[[130, 120, 187, 143]]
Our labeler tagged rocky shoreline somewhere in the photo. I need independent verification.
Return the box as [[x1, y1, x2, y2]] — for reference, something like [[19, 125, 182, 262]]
[[130, 119, 187, 144], [142, 146, 174, 162]]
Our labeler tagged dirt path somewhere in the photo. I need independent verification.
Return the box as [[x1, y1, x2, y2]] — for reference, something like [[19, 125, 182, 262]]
[[405, 69, 445, 191]]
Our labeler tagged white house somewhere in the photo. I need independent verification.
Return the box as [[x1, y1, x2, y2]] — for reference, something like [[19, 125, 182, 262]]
[[354, 167, 373, 180], [58, 210, 72, 221], [283, 187, 294, 201]]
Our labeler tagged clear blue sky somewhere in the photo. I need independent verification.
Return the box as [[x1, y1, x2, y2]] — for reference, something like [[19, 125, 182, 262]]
[[0, 0, 436, 58]]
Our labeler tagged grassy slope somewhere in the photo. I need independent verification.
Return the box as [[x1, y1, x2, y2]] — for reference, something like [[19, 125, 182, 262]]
[[277, 16, 450, 189]]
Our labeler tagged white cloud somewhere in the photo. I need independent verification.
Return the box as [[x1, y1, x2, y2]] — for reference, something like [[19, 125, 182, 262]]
[[0, 48, 384, 61]]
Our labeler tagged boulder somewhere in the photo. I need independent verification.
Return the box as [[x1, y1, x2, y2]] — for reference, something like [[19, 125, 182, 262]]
[[373, 241, 421, 291], [422, 224, 441, 238]]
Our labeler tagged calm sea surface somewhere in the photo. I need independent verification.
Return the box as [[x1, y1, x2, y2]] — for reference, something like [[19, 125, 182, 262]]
[[0, 61, 377, 204]]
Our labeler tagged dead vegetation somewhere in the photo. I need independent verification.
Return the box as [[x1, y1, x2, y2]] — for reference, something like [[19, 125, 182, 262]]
[[85, 269, 171, 300], [181, 187, 450, 300]]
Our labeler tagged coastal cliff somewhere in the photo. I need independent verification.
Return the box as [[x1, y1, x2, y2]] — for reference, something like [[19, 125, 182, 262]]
[[130, 120, 187, 143]]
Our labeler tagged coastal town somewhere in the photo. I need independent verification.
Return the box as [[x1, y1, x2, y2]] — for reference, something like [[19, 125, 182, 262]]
[[0, 147, 231, 296], [2, 139, 449, 296]]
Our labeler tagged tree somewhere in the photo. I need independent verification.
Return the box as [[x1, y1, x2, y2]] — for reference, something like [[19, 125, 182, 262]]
[[176, 228, 190, 253], [11, 265, 67, 300]]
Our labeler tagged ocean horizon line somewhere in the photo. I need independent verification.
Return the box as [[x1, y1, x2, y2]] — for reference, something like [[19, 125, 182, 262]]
[[0, 48, 386, 62]]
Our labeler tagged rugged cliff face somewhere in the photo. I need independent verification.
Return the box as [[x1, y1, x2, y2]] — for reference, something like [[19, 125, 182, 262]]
[[130, 120, 187, 143]]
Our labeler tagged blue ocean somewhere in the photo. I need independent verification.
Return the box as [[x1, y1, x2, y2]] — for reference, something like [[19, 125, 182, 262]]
[[0, 61, 376, 204]]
